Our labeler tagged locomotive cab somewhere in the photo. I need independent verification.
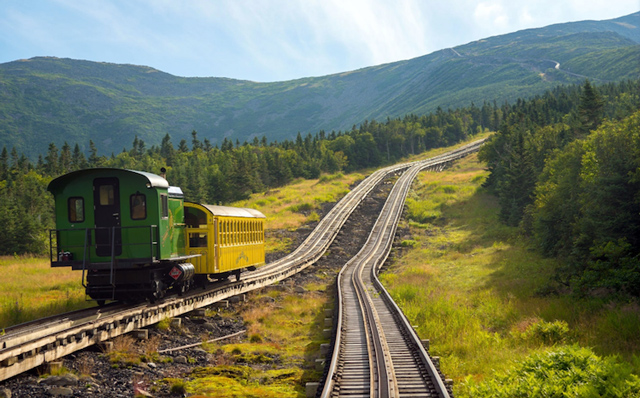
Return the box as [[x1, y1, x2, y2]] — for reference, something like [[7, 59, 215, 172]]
[[48, 168, 195, 302]]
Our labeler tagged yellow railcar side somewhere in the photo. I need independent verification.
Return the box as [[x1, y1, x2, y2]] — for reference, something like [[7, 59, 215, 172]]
[[184, 202, 265, 276]]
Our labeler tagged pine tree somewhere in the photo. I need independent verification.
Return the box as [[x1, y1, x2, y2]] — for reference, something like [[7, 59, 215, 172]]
[[59, 142, 72, 174], [160, 133, 175, 165], [44, 143, 59, 176], [88, 140, 103, 167], [0, 147, 8, 180], [578, 79, 604, 135], [191, 130, 203, 151], [72, 143, 87, 170]]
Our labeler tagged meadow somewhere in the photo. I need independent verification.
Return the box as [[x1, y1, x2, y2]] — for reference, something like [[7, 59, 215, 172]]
[[0, 256, 90, 329], [379, 153, 640, 396]]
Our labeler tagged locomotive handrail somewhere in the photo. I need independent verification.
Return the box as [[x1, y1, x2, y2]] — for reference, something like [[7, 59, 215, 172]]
[[49, 225, 161, 268]]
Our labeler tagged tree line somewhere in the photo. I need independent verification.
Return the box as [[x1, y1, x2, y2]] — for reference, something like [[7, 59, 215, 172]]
[[479, 79, 639, 297], [0, 99, 498, 255], [2, 77, 638, 303]]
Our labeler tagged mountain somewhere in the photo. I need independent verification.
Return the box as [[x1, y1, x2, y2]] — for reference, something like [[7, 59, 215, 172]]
[[0, 12, 638, 157]]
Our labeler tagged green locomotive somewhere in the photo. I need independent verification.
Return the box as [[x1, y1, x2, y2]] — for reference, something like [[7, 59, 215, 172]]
[[48, 168, 265, 303]]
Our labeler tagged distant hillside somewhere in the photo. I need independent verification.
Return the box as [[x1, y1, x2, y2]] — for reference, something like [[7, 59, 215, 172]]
[[0, 12, 638, 157]]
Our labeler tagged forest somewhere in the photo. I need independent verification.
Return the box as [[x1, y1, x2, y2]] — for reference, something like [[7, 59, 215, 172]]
[[479, 79, 639, 298], [1, 79, 638, 300], [0, 97, 499, 254]]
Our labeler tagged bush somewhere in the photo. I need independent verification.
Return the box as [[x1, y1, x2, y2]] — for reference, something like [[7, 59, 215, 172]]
[[466, 345, 640, 398], [400, 239, 419, 248], [169, 380, 187, 395], [523, 319, 570, 345]]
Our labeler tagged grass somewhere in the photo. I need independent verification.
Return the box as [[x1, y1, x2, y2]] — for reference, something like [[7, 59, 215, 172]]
[[379, 152, 640, 396], [190, 280, 331, 397], [0, 255, 89, 328], [233, 171, 364, 253]]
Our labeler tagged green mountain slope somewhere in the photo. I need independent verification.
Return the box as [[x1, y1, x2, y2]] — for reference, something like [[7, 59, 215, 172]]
[[0, 12, 638, 157]]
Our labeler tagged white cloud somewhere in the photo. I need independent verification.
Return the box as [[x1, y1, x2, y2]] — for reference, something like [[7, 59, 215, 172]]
[[474, 1, 509, 30], [1, 0, 638, 81]]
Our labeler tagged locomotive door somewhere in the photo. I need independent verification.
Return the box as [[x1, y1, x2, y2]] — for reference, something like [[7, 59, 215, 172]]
[[93, 177, 122, 257]]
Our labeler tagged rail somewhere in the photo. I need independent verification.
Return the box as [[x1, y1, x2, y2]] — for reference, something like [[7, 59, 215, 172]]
[[319, 139, 484, 397]]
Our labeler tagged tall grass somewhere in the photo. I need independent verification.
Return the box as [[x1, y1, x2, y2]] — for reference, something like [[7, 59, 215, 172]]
[[379, 153, 640, 396], [233, 172, 364, 253], [0, 256, 89, 328]]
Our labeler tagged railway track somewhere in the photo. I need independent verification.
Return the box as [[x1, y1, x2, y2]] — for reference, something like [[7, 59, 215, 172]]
[[319, 142, 485, 397], [0, 138, 485, 383]]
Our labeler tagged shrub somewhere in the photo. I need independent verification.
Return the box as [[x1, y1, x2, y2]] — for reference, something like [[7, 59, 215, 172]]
[[156, 317, 171, 331], [319, 173, 343, 183], [466, 345, 640, 398], [169, 379, 187, 395], [249, 334, 263, 343], [287, 202, 314, 212], [400, 239, 419, 248], [523, 319, 570, 345], [307, 211, 320, 222]]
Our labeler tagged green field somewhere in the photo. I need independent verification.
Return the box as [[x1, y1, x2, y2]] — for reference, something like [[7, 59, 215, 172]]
[[380, 153, 640, 396]]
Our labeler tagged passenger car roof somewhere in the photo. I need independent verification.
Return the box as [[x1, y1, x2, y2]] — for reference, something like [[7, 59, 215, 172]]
[[186, 202, 266, 219]]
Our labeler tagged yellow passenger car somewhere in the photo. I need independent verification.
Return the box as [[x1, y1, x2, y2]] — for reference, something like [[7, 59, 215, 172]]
[[184, 202, 265, 281]]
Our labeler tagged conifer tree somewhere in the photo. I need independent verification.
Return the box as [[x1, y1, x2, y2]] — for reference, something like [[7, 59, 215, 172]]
[[578, 79, 604, 135]]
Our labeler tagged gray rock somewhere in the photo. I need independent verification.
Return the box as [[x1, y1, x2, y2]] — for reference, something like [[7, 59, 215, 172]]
[[39, 373, 79, 389], [202, 323, 217, 331], [147, 362, 157, 369], [174, 355, 188, 364], [48, 386, 73, 396], [0, 387, 11, 398]]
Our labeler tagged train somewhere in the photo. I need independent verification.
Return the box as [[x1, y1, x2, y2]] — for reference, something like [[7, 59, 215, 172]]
[[47, 168, 266, 304]]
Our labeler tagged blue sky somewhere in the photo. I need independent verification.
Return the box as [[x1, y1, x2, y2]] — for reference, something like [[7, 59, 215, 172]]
[[1, 0, 638, 82]]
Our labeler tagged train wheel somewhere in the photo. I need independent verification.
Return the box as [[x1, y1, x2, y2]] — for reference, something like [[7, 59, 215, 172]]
[[234, 269, 241, 282], [97, 300, 106, 306], [177, 282, 189, 296], [150, 280, 164, 302], [194, 274, 209, 289]]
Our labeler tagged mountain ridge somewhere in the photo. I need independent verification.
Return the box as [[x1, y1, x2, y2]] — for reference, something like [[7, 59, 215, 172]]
[[0, 12, 638, 157]]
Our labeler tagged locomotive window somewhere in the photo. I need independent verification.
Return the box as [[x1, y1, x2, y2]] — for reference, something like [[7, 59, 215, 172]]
[[99, 185, 115, 205], [68, 197, 84, 223], [161, 194, 168, 218], [130, 193, 146, 220]]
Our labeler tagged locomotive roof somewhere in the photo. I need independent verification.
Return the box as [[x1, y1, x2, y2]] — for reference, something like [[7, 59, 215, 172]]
[[48, 168, 170, 192], [186, 202, 266, 219]]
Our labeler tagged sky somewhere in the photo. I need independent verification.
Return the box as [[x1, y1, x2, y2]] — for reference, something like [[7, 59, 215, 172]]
[[1, 0, 638, 82]]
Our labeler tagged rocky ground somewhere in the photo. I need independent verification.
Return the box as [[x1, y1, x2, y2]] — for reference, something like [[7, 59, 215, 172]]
[[0, 173, 411, 398]]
